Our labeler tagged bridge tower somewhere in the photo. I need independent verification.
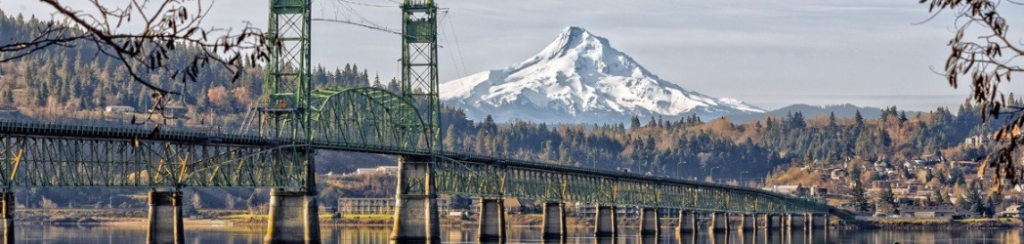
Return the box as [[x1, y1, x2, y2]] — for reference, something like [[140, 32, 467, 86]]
[[391, 0, 443, 242], [262, 0, 320, 243], [399, 0, 442, 144]]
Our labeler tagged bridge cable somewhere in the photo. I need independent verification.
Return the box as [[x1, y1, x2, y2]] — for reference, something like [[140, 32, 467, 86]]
[[436, 9, 473, 96], [334, 0, 397, 8], [440, 9, 470, 80]]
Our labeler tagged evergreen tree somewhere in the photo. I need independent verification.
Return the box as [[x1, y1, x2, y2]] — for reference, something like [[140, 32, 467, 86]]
[[851, 179, 871, 212], [372, 73, 383, 88], [983, 195, 999, 217], [878, 184, 897, 214], [387, 77, 401, 94], [828, 112, 837, 128], [854, 110, 864, 127]]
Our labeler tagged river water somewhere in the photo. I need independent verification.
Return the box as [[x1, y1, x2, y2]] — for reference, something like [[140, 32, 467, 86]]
[[12, 225, 1023, 244]]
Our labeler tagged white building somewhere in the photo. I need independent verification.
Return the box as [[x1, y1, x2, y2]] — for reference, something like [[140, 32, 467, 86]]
[[353, 166, 399, 176], [104, 105, 135, 113]]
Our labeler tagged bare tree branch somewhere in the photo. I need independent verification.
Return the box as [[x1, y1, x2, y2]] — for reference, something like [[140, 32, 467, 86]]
[[921, 0, 1024, 194], [0, 0, 269, 129], [0, 0, 267, 106]]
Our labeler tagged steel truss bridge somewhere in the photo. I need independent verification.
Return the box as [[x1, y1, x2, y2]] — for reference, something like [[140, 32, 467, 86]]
[[0, 0, 828, 242], [0, 116, 826, 215]]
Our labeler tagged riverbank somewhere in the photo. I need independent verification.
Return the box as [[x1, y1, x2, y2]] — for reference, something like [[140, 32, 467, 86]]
[[860, 218, 1024, 230]]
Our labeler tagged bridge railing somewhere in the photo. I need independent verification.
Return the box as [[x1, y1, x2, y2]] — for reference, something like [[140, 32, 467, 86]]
[[0, 119, 269, 146]]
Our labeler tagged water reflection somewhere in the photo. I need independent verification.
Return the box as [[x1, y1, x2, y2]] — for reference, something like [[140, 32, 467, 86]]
[[9, 225, 1024, 243]]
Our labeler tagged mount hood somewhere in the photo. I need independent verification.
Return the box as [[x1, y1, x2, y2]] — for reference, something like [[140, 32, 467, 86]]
[[440, 27, 764, 124]]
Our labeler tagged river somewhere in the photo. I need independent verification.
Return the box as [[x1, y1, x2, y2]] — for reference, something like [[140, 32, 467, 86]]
[[10, 225, 1023, 243]]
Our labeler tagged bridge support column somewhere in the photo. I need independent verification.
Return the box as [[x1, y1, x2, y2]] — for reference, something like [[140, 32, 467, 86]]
[[675, 210, 696, 234], [264, 189, 320, 244], [784, 214, 793, 230], [798, 213, 806, 230], [709, 212, 728, 232], [391, 156, 440, 242], [147, 190, 183, 244], [0, 191, 13, 244], [541, 202, 565, 240], [477, 199, 506, 241], [804, 213, 812, 231], [790, 213, 805, 231], [640, 208, 659, 235], [761, 214, 774, 230], [595, 205, 617, 237]]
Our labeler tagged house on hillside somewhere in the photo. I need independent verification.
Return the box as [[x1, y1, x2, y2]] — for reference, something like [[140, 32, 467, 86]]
[[951, 161, 979, 171], [830, 169, 847, 180], [998, 205, 1024, 218], [964, 135, 990, 148], [104, 105, 135, 113], [900, 205, 963, 219], [763, 185, 807, 196], [352, 166, 398, 176]]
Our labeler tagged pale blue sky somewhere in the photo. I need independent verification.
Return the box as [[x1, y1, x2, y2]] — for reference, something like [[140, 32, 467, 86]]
[[4, 0, 1023, 111]]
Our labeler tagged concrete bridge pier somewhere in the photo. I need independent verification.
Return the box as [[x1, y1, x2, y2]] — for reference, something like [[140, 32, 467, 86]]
[[761, 214, 774, 229], [675, 210, 696, 235], [0, 191, 13, 244], [639, 208, 659, 235], [783, 214, 794, 242], [264, 189, 321, 244], [541, 202, 566, 240], [784, 214, 791, 230], [477, 198, 506, 241], [594, 205, 617, 237], [391, 155, 441, 243], [147, 190, 183, 244], [741, 214, 754, 231], [709, 212, 729, 233], [787, 214, 806, 230], [805, 213, 813, 231]]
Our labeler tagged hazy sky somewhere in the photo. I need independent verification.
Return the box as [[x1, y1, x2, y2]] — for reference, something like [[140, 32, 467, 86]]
[[4, 0, 1024, 111]]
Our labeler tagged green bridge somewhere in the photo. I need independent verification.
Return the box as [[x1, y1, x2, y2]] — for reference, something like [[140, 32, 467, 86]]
[[0, 0, 831, 243]]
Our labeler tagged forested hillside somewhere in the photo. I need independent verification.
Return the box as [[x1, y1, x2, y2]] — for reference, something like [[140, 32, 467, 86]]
[[0, 10, 391, 123], [436, 104, 996, 181]]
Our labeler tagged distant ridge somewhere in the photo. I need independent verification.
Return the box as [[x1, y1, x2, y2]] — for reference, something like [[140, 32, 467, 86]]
[[727, 104, 888, 122]]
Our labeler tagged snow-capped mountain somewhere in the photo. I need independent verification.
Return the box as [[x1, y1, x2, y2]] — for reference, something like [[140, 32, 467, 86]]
[[440, 26, 764, 124]]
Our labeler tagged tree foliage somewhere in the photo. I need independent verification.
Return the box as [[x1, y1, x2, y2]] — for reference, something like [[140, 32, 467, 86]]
[[921, 0, 1024, 193]]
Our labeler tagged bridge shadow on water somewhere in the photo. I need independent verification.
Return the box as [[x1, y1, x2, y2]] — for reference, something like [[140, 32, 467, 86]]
[[13, 224, 1021, 243], [335, 226, 836, 244]]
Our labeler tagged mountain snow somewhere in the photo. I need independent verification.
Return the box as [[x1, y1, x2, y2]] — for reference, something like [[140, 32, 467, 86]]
[[440, 26, 764, 124]]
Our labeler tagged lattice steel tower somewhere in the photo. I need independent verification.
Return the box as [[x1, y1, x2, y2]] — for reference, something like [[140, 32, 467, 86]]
[[401, 0, 441, 152], [263, 1, 321, 243], [264, 0, 312, 141]]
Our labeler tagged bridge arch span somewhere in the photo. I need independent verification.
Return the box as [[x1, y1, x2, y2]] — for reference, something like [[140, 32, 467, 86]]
[[309, 87, 430, 152]]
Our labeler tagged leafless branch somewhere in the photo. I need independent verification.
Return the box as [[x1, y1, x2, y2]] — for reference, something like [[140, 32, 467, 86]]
[[0, 0, 268, 118], [921, 0, 1024, 194]]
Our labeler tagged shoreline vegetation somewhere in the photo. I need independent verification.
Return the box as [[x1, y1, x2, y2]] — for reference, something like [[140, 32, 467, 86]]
[[15, 209, 1024, 231], [855, 218, 1023, 230]]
